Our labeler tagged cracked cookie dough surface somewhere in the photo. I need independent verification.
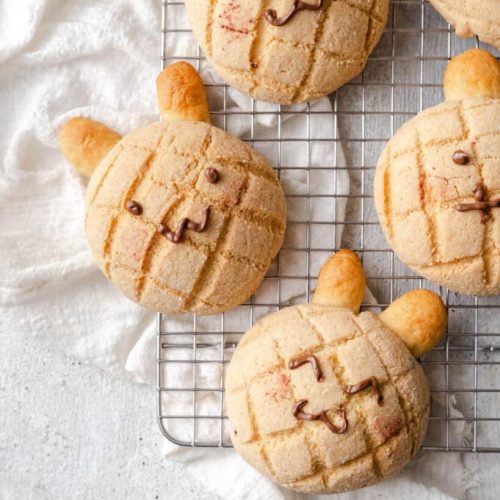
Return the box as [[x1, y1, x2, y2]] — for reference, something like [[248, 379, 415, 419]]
[[85, 120, 286, 315], [225, 305, 429, 494], [374, 98, 500, 296], [184, 0, 389, 104]]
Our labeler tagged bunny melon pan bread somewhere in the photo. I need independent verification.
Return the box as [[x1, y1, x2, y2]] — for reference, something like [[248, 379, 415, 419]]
[[59, 63, 286, 315], [375, 48, 500, 296], [184, 0, 389, 104], [226, 250, 447, 494]]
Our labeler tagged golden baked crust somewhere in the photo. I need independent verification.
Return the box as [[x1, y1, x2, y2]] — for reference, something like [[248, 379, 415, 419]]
[[379, 290, 447, 358], [85, 120, 286, 314], [156, 62, 211, 124], [225, 305, 430, 494], [313, 249, 365, 313], [430, 0, 500, 49], [59, 117, 122, 177], [374, 98, 500, 296], [184, 0, 389, 104], [444, 48, 500, 101]]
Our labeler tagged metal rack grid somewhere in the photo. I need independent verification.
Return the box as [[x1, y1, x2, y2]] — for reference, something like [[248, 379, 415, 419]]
[[157, 0, 500, 452]]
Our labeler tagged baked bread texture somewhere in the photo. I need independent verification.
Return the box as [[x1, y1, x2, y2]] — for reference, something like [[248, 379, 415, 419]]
[[184, 0, 389, 104], [429, 0, 500, 49], [225, 250, 446, 494], [60, 63, 286, 315], [374, 49, 500, 296]]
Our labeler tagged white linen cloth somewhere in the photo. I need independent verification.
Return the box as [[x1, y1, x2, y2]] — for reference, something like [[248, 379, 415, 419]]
[[0, 1, 486, 499]]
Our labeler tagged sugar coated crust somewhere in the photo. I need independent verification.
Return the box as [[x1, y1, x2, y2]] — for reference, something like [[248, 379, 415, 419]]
[[225, 305, 430, 494], [85, 120, 286, 314], [185, 0, 389, 104], [374, 98, 500, 296]]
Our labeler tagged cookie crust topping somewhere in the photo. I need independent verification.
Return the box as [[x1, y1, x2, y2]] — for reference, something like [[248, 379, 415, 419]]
[[158, 207, 211, 243], [264, 0, 323, 27]]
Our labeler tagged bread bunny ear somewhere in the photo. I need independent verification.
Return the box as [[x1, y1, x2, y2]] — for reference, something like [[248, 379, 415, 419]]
[[444, 48, 500, 101], [59, 117, 122, 177], [312, 250, 365, 313], [156, 62, 211, 124], [378, 290, 447, 358]]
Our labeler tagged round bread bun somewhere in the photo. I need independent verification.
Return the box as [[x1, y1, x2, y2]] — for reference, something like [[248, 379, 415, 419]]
[[374, 98, 500, 296], [184, 0, 389, 104], [225, 304, 429, 494], [429, 0, 500, 49], [85, 120, 286, 315]]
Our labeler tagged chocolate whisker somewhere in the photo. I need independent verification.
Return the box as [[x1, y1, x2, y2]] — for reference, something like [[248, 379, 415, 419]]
[[288, 354, 323, 381], [345, 376, 384, 406], [293, 399, 347, 434], [454, 182, 500, 223]]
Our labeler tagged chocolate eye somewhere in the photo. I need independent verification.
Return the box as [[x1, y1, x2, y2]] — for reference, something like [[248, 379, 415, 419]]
[[452, 150, 470, 165], [126, 200, 142, 216], [205, 167, 220, 184]]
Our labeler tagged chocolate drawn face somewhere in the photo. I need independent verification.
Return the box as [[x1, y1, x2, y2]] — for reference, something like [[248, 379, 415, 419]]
[[288, 354, 384, 434], [124, 167, 223, 243], [125, 197, 211, 244]]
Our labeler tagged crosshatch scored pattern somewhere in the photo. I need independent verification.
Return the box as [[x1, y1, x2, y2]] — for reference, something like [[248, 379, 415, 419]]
[[157, 0, 500, 453]]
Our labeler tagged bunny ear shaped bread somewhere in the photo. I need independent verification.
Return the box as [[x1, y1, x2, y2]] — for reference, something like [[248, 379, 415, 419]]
[[59, 62, 286, 315], [225, 250, 446, 494], [60, 62, 210, 178], [375, 48, 500, 296]]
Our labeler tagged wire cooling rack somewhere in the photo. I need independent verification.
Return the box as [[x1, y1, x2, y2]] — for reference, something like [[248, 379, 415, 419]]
[[157, 0, 500, 452]]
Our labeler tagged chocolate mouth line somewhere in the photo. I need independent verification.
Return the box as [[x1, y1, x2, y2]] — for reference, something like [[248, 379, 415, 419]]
[[157, 206, 210, 243], [293, 399, 347, 434], [264, 0, 323, 27], [454, 182, 500, 223]]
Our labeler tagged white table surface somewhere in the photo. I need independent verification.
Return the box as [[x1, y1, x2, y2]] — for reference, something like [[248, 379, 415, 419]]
[[0, 328, 216, 500], [2, 323, 500, 500]]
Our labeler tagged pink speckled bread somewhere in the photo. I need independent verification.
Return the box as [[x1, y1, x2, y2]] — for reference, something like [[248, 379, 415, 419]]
[[374, 49, 500, 296], [184, 0, 389, 104], [226, 250, 447, 494]]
